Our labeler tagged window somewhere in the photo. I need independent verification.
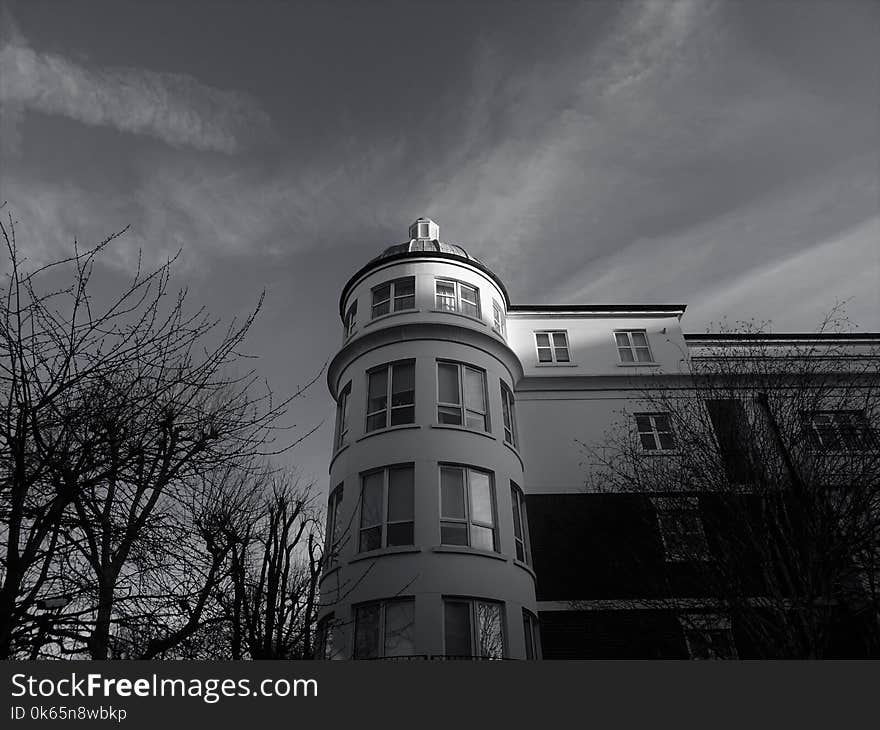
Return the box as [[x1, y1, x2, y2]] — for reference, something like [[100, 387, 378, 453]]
[[706, 399, 754, 483], [371, 277, 415, 318], [343, 300, 357, 338], [315, 614, 344, 660], [806, 411, 876, 451], [492, 300, 506, 337], [366, 361, 415, 431], [522, 610, 540, 660], [325, 484, 344, 566], [440, 466, 497, 551], [354, 598, 415, 659], [501, 382, 518, 447], [435, 279, 480, 318], [437, 362, 488, 431], [615, 330, 653, 363], [652, 496, 710, 562], [680, 614, 737, 660], [535, 331, 570, 363], [359, 465, 414, 552], [635, 413, 675, 450], [334, 382, 351, 449], [443, 598, 505, 659], [510, 482, 531, 564]]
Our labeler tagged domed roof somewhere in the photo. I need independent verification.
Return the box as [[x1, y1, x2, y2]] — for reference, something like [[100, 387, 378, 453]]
[[369, 238, 487, 268]]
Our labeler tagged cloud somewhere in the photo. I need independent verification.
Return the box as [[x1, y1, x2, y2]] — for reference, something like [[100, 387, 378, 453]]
[[0, 36, 272, 154]]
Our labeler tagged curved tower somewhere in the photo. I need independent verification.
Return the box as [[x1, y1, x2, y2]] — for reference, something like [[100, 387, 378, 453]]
[[317, 218, 539, 660]]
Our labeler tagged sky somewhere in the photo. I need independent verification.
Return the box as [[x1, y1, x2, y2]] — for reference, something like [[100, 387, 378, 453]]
[[1, 0, 878, 483]]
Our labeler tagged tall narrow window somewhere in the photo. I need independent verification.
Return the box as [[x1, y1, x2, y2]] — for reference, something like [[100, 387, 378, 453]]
[[334, 382, 351, 449], [354, 599, 415, 659], [652, 496, 710, 562], [522, 610, 540, 660], [492, 300, 506, 337], [325, 484, 344, 566], [535, 331, 570, 363], [510, 482, 531, 564], [615, 330, 653, 363], [343, 301, 358, 338], [435, 279, 480, 318], [366, 361, 415, 431], [315, 614, 344, 660], [359, 465, 414, 552], [706, 399, 753, 483], [443, 598, 505, 659], [371, 277, 415, 318], [501, 381, 518, 447], [635, 413, 675, 450], [437, 362, 488, 431], [440, 466, 497, 551]]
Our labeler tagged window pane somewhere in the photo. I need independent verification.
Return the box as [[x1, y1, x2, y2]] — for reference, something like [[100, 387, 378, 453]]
[[390, 405, 415, 425], [359, 525, 381, 552], [395, 277, 414, 297], [635, 415, 652, 432], [537, 347, 553, 363], [615, 333, 630, 347], [554, 347, 570, 362], [386, 522, 414, 546], [361, 473, 383, 527], [366, 413, 386, 431], [536, 333, 551, 347], [515, 539, 525, 562], [477, 602, 504, 658], [465, 412, 487, 430], [391, 362, 415, 406], [619, 347, 635, 362], [440, 522, 469, 545], [552, 332, 567, 347], [384, 601, 415, 657], [444, 602, 472, 656], [394, 295, 415, 311], [438, 405, 463, 425], [440, 467, 466, 519], [469, 471, 493, 524], [636, 347, 652, 362], [372, 284, 391, 304], [464, 368, 486, 413], [354, 604, 380, 659], [640, 433, 658, 450], [511, 489, 523, 540], [470, 524, 494, 551], [438, 363, 460, 404], [658, 432, 676, 450], [368, 369, 388, 413], [523, 614, 535, 660], [631, 331, 648, 347], [388, 467, 414, 521]]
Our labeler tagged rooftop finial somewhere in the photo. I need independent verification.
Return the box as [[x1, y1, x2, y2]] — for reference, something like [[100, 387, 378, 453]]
[[409, 217, 439, 241]]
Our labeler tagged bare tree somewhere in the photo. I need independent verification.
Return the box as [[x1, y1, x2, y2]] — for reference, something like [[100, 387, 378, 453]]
[[0, 211, 319, 659], [584, 315, 880, 658]]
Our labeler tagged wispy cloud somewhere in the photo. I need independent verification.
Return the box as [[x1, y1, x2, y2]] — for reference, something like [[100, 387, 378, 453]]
[[0, 32, 271, 154]]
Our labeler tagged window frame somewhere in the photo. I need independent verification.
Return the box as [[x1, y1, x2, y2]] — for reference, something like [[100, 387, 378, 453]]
[[315, 613, 344, 660], [635, 412, 676, 451], [614, 329, 654, 364], [439, 465, 498, 552], [353, 598, 416, 659], [442, 597, 506, 659], [434, 278, 481, 319], [805, 410, 876, 451], [500, 381, 518, 447], [358, 464, 415, 553], [652, 495, 710, 562], [522, 609, 540, 660], [371, 276, 416, 319], [343, 300, 358, 338], [510, 482, 531, 565], [325, 483, 344, 567], [436, 361, 490, 432], [680, 613, 738, 660], [534, 330, 571, 364], [365, 360, 415, 432], [334, 381, 351, 450], [492, 300, 506, 337]]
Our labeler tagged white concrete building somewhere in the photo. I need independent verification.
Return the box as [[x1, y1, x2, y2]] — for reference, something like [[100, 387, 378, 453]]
[[316, 218, 880, 660]]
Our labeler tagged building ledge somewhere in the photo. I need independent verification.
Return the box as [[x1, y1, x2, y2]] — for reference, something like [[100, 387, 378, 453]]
[[356, 424, 422, 443], [364, 309, 421, 328], [431, 545, 507, 562], [503, 440, 524, 470], [429, 309, 487, 326], [513, 559, 537, 581], [349, 546, 422, 564], [429, 423, 496, 440]]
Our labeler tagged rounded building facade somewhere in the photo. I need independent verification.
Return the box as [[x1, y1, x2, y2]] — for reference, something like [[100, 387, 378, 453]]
[[317, 218, 540, 660]]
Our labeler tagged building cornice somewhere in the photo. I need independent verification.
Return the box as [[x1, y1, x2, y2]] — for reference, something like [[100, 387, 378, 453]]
[[508, 304, 687, 319]]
